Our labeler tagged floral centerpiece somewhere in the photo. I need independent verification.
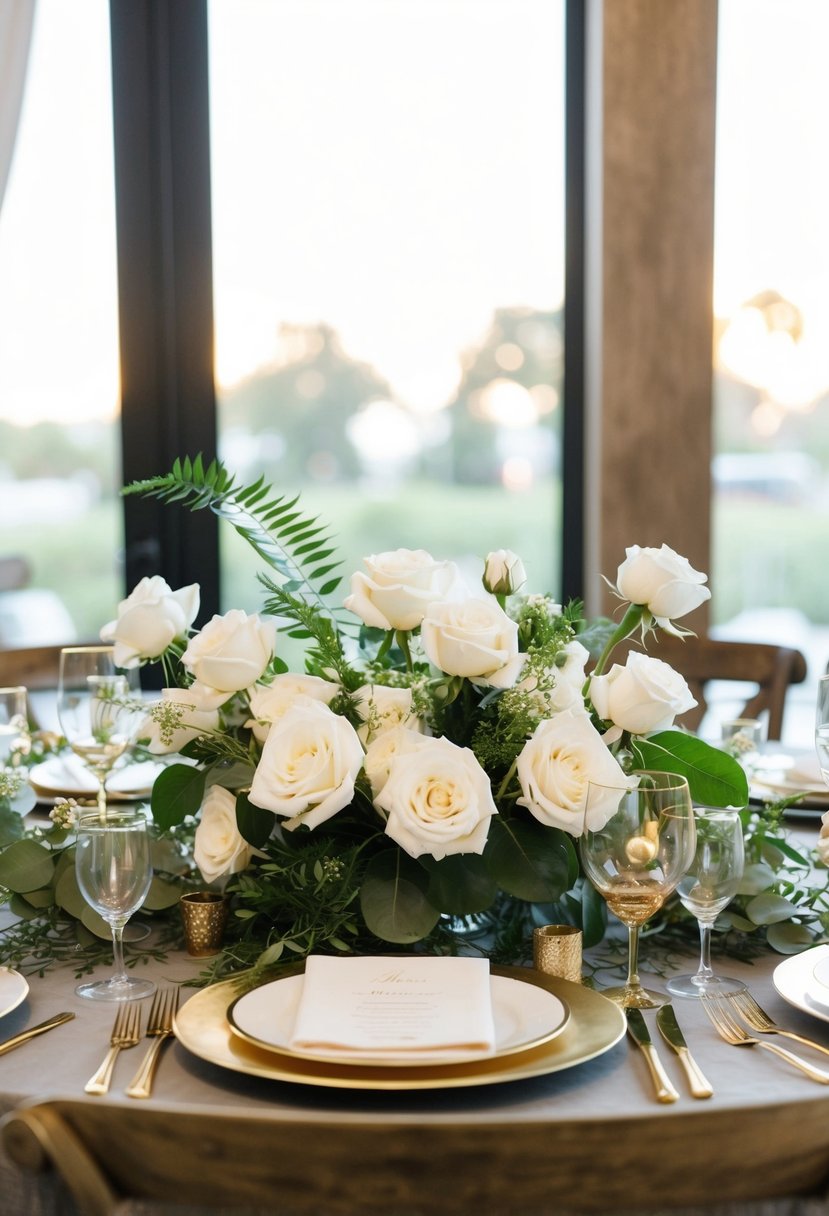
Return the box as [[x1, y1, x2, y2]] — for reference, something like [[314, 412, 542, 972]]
[[84, 457, 749, 970]]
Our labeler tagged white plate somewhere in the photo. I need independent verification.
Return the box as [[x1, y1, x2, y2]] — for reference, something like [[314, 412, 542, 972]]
[[29, 757, 162, 803], [773, 944, 829, 1023], [0, 967, 29, 1018], [228, 972, 570, 1067]]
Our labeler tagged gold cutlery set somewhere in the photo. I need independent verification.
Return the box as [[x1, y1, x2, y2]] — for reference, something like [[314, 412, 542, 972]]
[[626, 1006, 712, 1103], [84, 987, 179, 1099]]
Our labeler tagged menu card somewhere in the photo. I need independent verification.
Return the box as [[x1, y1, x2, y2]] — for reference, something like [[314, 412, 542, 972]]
[[289, 955, 496, 1057]]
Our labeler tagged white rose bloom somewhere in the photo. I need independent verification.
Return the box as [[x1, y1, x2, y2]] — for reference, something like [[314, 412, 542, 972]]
[[138, 686, 220, 755], [483, 549, 527, 597], [100, 576, 200, 669], [182, 610, 277, 709], [344, 549, 461, 632], [420, 597, 522, 686], [363, 725, 432, 799], [615, 544, 711, 627], [249, 699, 364, 831], [375, 735, 497, 861], [194, 784, 256, 884], [589, 651, 696, 735], [355, 684, 422, 744], [518, 640, 590, 715], [517, 708, 637, 835], [818, 812, 829, 866], [247, 675, 340, 743]]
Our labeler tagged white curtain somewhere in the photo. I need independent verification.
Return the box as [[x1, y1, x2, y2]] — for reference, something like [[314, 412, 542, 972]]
[[0, 0, 36, 212]]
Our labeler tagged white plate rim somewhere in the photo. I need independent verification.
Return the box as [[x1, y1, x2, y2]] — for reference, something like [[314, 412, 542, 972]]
[[772, 944, 829, 1024], [29, 759, 159, 803], [0, 967, 29, 1018], [228, 971, 569, 1067]]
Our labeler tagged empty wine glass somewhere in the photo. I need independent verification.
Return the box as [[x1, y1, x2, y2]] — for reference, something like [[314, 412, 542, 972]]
[[666, 807, 746, 998], [57, 645, 143, 820], [816, 675, 829, 787], [74, 807, 155, 1001], [580, 771, 696, 1009], [0, 686, 27, 767]]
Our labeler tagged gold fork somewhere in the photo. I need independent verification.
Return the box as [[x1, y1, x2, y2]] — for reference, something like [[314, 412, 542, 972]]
[[84, 1003, 143, 1096], [728, 990, 829, 1059], [125, 988, 180, 1100], [701, 994, 829, 1083]]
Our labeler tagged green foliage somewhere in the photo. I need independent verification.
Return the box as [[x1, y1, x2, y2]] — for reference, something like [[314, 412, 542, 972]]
[[630, 731, 749, 808]]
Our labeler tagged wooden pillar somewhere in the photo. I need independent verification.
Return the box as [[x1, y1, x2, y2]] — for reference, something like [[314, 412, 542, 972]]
[[583, 0, 719, 620]]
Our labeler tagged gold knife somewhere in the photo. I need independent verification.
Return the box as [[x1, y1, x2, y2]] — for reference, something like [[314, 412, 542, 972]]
[[626, 1008, 679, 1103], [0, 1011, 75, 1056], [656, 1004, 713, 1099]]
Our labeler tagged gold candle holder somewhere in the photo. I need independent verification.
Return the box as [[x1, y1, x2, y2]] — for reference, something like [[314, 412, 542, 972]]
[[180, 892, 229, 957], [533, 925, 583, 984]]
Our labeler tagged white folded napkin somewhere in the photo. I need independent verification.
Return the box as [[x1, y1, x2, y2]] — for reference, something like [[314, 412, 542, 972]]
[[30, 755, 162, 796], [289, 955, 496, 1058]]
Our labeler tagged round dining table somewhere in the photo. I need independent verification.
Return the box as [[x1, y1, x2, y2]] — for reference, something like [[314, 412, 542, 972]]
[[1, 821, 829, 1216]]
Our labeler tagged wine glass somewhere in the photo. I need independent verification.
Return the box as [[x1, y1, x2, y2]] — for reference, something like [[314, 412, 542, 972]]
[[74, 807, 155, 1001], [580, 771, 696, 1009], [816, 675, 829, 787], [57, 645, 143, 820], [0, 686, 27, 767], [666, 807, 746, 998]]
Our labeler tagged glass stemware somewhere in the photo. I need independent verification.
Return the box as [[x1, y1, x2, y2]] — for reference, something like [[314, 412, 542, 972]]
[[666, 807, 746, 998], [580, 771, 697, 1009], [816, 675, 829, 787], [0, 686, 27, 767], [57, 645, 143, 820], [74, 807, 155, 1001]]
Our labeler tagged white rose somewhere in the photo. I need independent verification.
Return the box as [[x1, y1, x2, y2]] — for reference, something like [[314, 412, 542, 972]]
[[100, 576, 200, 669], [589, 651, 697, 734], [375, 735, 497, 861], [194, 784, 256, 884], [344, 549, 460, 632], [246, 675, 340, 743], [483, 549, 527, 597], [355, 684, 422, 744], [138, 686, 220, 755], [517, 708, 637, 835], [420, 597, 522, 686], [363, 725, 432, 799], [249, 699, 364, 831], [616, 544, 711, 626], [518, 640, 590, 715], [182, 610, 277, 709], [818, 812, 829, 866]]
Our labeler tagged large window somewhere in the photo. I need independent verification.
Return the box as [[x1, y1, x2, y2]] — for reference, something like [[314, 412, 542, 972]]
[[0, 0, 121, 644], [713, 0, 829, 736], [208, 0, 566, 609]]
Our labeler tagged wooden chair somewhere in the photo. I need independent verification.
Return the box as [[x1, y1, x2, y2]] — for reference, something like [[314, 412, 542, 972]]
[[645, 634, 808, 740], [4, 1096, 829, 1216], [0, 644, 68, 691]]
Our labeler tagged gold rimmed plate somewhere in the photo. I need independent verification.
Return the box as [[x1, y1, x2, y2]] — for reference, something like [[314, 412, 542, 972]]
[[227, 971, 569, 1067], [0, 967, 29, 1018], [174, 964, 626, 1091]]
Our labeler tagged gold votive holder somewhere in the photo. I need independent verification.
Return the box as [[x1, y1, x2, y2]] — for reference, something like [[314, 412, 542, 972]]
[[533, 925, 583, 984], [180, 892, 229, 957]]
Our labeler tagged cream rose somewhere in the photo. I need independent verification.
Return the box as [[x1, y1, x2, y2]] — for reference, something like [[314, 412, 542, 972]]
[[589, 651, 697, 734], [193, 784, 256, 884], [420, 597, 523, 687], [483, 549, 527, 597], [247, 675, 340, 743], [363, 725, 432, 799], [518, 640, 590, 715], [355, 684, 422, 744], [139, 686, 220, 755], [615, 544, 711, 626], [517, 708, 637, 835], [182, 610, 277, 709], [249, 698, 364, 831], [374, 735, 497, 860], [344, 549, 460, 632], [100, 576, 199, 669]]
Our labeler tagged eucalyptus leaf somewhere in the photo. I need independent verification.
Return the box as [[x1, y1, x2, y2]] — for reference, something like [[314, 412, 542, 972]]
[[716, 910, 756, 933], [737, 862, 778, 895], [745, 892, 799, 925], [0, 839, 55, 893], [0, 805, 24, 848], [143, 876, 183, 911], [629, 731, 748, 808], [483, 817, 572, 903], [766, 922, 816, 954], [54, 866, 89, 919], [9, 893, 39, 921], [359, 850, 439, 943], [151, 763, 206, 830], [80, 905, 112, 940]]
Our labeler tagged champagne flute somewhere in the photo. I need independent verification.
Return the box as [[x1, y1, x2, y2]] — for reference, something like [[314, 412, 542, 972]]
[[666, 807, 745, 998], [580, 771, 696, 1009], [74, 807, 155, 1000], [57, 645, 143, 820], [816, 675, 829, 787], [0, 686, 27, 766]]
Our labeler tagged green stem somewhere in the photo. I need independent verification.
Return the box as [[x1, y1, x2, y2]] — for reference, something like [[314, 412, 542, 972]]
[[496, 759, 518, 802], [375, 630, 395, 664], [586, 602, 647, 687], [395, 630, 414, 673]]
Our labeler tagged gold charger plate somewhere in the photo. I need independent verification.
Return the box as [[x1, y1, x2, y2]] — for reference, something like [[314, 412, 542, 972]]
[[174, 964, 626, 1091]]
